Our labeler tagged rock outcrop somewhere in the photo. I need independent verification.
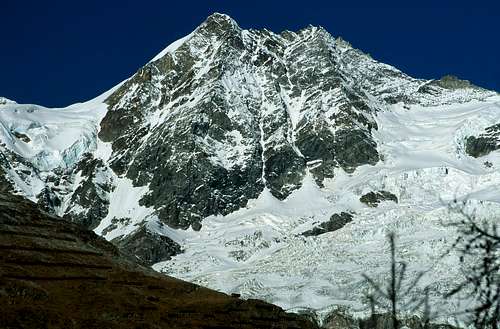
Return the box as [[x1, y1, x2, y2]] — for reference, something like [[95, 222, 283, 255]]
[[302, 212, 353, 236], [466, 123, 500, 158], [359, 191, 398, 207]]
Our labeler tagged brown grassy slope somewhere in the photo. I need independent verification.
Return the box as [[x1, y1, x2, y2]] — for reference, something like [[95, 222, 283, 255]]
[[0, 190, 318, 329]]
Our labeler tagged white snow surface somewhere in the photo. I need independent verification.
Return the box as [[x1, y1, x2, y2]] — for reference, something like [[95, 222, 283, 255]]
[[149, 32, 194, 63], [0, 88, 119, 171], [153, 95, 500, 324]]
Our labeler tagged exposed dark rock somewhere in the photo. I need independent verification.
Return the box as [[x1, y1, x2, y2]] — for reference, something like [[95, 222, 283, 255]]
[[296, 125, 339, 184], [322, 309, 357, 329], [112, 226, 182, 266], [65, 153, 113, 230], [302, 212, 353, 237], [36, 186, 61, 213], [465, 123, 500, 157], [332, 129, 379, 173], [11, 130, 31, 143], [264, 146, 306, 199], [0, 148, 39, 194], [358, 313, 458, 329], [430, 75, 475, 90], [0, 162, 14, 193], [360, 191, 398, 207], [137, 148, 264, 230], [322, 310, 459, 329], [466, 136, 498, 157], [418, 75, 486, 98]]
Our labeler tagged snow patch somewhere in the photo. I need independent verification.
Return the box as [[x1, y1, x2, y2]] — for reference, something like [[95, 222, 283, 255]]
[[149, 32, 194, 63]]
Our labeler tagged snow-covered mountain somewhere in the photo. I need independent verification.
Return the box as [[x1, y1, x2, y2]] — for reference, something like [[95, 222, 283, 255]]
[[1, 13, 499, 324]]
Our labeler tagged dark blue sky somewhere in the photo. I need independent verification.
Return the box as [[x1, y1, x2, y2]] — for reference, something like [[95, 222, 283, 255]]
[[1, 0, 498, 107]]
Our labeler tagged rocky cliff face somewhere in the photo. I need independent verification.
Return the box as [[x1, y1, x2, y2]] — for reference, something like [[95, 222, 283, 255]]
[[98, 14, 383, 231], [465, 123, 500, 157], [92, 14, 492, 236]]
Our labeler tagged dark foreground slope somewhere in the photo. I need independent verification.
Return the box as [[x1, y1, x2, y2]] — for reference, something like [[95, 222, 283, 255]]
[[0, 189, 317, 329]]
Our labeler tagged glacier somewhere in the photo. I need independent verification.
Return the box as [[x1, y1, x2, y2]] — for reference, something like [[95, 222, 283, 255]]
[[152, 95, 500, 324]]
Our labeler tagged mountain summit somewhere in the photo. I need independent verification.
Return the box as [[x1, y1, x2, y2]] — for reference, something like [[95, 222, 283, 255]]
[[0, 13, 499, 322]]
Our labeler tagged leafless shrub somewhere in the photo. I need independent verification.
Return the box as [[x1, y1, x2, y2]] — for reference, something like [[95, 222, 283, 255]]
[[446, 201, 500, 329], [362, 232, 434, 329]]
